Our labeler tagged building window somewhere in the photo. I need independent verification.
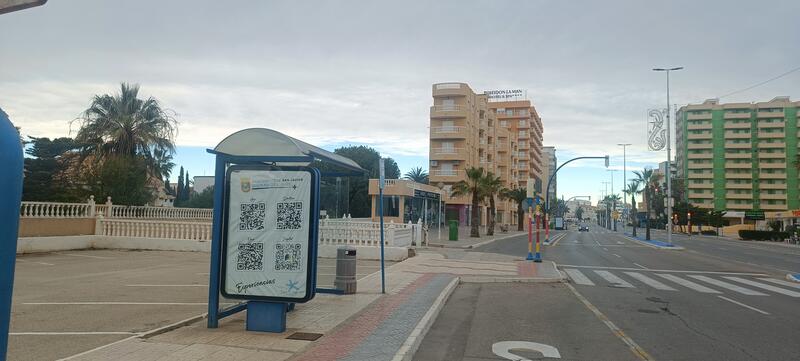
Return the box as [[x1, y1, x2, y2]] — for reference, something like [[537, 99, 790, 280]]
[[382, 196, 400, 217]]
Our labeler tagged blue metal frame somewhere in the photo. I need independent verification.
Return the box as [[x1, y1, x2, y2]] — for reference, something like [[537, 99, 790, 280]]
[[0, 109, 24, 360]]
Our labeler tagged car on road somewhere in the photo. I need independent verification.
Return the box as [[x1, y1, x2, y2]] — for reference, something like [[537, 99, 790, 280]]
[[579, 225, 589, 232]]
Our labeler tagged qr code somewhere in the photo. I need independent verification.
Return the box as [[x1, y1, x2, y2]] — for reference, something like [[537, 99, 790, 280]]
[[276, 202, 303, 230], [239, 202, 266, 231], [275, 243, 302, 271], [236, 243, 264, 271]]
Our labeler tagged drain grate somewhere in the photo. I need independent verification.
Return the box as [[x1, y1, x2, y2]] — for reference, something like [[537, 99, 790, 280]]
[[286, 332, 323, 341]]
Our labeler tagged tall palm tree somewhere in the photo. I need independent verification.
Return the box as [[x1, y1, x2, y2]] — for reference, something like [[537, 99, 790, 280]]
[[451, 167, 487, 237], [403, 166, 429, 184], [152, 148, 175, 193], [633, 168, 663, 240], [483, 172, 503, 236], [608, 193, 621, 231], [500, 187, 527, 231], [623, 180, 642, 237], [75, 83, 177, 170]]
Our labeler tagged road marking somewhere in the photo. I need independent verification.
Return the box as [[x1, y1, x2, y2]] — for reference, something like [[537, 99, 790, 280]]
[[613, 254, 621, 258], [565, 283, 654, 361], [125, 284, 207, 287], [593, 270, 634, 288], [57, 253, 113, 259], [656, 274, 721, 294], [602, 247, 608, 251], [594, 240, 601, 246], [624, 272, 676, 291], [492, 341, 561, 360], [717, 296, 770, 315], [723, 277, 800, 297], [758, 278, 800, 289], [556, 264, 767, 276], [633, 263, 648, 269], [564, 269, 595, 286], [15, 259, 55, 266], [23, 302, 215, 306], [9, 331, 138, 336], [688, 275, 767, 296]]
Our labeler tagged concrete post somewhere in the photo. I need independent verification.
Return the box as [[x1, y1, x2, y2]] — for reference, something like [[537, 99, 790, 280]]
[[88, 195, 96, 217], [105, 196, 113, 217], [94, 214, 105, 235]]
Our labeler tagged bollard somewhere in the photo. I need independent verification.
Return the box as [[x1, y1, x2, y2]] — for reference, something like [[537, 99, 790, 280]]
[[334, 246, 357, 294], [0, 107, 24, 361]]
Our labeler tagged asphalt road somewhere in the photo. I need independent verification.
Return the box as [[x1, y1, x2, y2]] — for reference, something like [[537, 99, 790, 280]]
[[421, 227, 800, 361], [9, 250, 389, 361]]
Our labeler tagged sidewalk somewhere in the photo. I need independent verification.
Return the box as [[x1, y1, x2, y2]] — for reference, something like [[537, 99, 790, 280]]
[[426, 225, 525, 249], [66, 251, 563, 361]]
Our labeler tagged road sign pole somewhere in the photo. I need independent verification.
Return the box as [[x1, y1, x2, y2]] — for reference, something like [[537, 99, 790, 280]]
[[534, 206, 542, 262], [379, 159, 386, 294], [526, 205, 534, 261]]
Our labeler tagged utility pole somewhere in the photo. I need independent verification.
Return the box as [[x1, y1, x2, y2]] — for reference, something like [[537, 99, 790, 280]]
[[653, 67, 683, 245]]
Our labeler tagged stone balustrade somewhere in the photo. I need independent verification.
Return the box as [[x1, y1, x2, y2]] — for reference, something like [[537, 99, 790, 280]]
[[20, 196, 212, 220], [20, 201, 93, 218], [95, 217, 212, 241]]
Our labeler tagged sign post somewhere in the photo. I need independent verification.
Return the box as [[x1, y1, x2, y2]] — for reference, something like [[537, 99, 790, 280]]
[[378, 158, 386, 294], [0, 108, 24, 360], [525, 180, 535, 261], [534, 202, 542, 263]]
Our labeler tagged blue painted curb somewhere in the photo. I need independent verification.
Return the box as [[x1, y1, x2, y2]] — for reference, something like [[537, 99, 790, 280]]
[[623, 233, 685, 250], [787, 273, 800, 283]]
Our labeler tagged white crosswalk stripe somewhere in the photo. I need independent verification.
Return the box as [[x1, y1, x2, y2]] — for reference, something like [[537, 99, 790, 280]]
[[688, 275, 767, 296], [624, 272, 676, 291], [723, 277, 800, 298], [656, 274, 721, 294], [593, 270, 634, 288], [564, 269, 595, 286], [758, 278, 800, 290]]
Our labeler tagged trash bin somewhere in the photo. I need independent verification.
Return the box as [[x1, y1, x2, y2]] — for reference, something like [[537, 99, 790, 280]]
[[448, 220, 459, 241], [334, 246, 357, 294]]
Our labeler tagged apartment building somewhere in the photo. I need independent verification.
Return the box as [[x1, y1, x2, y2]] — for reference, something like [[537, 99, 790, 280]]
[[429, 82, 544, 226], [676, 96, 800, 213], [542, 146, 557, 204]]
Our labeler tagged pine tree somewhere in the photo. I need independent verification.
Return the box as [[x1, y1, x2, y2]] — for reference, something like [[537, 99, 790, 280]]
[[184, 171, 191, 200], [176, 166, 184, 206]]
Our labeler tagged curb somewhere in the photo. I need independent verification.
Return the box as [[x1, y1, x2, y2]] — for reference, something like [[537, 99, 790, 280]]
[[460, 276, 565, 283], [623, 234, 684, 250], [426, 232, 524, 250], [393, 277, 460, 361], [787, 273, 800, 283]]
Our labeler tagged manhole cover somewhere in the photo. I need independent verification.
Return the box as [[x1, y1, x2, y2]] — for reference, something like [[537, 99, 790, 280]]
[[287, 332, 323, 341]]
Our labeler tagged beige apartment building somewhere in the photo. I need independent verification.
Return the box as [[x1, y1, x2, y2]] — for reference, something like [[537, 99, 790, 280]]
[[428, 82, 545, 226], [676, 96, 800, 215]]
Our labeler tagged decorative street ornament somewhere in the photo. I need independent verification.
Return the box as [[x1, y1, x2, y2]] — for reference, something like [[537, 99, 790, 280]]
[[647, 108, 667, 151]]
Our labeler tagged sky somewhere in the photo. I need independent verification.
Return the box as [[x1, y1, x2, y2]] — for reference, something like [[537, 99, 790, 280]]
[[2, 0, 799, 205]]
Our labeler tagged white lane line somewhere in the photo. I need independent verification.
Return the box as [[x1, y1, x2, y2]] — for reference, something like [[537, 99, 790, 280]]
[[602, 248, 609, 251], [723, 277, 800, 297], [594, 240, 601, 246], [633, 263, 648, 269], [656, 274, 721, 294], [10, 331, 138, 336], [564, 269, 595, 286], [125, 284, 207, 287], [557, 264, 767, 276], [23, 302, 216, 306], [613, 254, 622, 258], [57, 253, 113, 259], [624, 272, 676, 291], [593, 270, 635, 288], [758, 278, 800, 290], [717, 296, 770, 315], [195, 272, 210, 276], [688, 275, 767, 296]]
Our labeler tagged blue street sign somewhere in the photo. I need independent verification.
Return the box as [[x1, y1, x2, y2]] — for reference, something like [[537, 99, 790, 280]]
[[526, 198, 534, 207]]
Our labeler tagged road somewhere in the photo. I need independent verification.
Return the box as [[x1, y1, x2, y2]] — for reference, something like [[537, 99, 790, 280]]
[[416, 227, 800, 361]]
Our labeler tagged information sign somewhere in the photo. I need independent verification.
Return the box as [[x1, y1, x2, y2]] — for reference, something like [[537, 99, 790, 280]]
[[221, 166, 318, 302], [744, 210, 765, 221]]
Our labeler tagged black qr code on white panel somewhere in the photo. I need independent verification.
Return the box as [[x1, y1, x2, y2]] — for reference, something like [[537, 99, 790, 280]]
[[239, 202, 266, 231], [236, 243, 264, 271], [276, 202, 303, 230], [275, 243, 302, 271]]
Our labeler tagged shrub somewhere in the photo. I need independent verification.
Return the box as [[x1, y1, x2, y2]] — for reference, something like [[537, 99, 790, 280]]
[[738, 230, 789, 241], [701, 230, 717, 236]]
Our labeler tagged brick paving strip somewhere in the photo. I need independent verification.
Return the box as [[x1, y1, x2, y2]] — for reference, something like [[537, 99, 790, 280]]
[[293, 273, 455, 361]]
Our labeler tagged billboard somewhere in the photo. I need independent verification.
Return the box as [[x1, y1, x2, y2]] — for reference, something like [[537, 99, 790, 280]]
[[486, 89, 527, 102]]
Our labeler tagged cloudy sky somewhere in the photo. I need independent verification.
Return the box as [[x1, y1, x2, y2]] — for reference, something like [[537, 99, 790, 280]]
[[2, 0, 799, 204]]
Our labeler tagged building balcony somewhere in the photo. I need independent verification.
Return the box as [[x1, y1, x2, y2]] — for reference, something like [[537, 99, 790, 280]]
[[517, 133, 530, 139], [430, 169, 463, 180], [724, 162, 751, 169], [687, 123, 712, 130], [688, 152, 713, 159], [724, 142, 752, 149], [725, 183, 752, 190], [760, 172, 786, 179], [430, 126, 468, 139], [724, 132, 751, 139], [758, 141, 786, 149], [759, 183, 786, 190], [431, 147, 466, 160], [688, 143, 713, 150], [757, 110, 784, 118], [692, 172, 714, 179], [725, 192, 752, 200], [689, 183, 714, 189], [689, 133, 713, 140], [432, 83, 470, 97], [759, 162, 786, 169], [691, 200, 715, 209], [724, 122, 752, 129], [758, 152, 785, 159], [761, 203, 788, 211], [724, 152, 751, 159], [727, 203, 753, 210], [430, 105, 468, 118], [725, 172, 752, 179], [757, 122, 785, 129], [760, 193, 787, 200], [758, 131, 785, 138], [688, 191, 714, 199], [687, 113, 712, 120], [688, 162, 712, 169], [724, 112, 751, 119]]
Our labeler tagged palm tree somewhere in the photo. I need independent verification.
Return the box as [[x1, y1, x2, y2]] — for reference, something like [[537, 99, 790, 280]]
[[75, 83, 177, 170], [608, 194, 621, 231], [403, 166, 429, 184], [451, 167, 487, 237], [152, 148, 175, 193], [633, 168, 663, 240], [483, 172, 503, 236], [623, 180, 642, 237], [501, 187, 527, 231]]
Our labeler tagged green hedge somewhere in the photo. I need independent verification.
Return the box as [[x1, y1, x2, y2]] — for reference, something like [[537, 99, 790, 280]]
[[700, 230, 717, 236], [738, 230, 789, 241]]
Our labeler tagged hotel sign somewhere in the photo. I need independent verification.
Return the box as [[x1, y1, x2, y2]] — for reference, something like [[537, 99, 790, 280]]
[[486, 89, 526, 102]]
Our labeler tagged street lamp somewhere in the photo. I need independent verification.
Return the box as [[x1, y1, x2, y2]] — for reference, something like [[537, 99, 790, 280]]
[[653, 66, 683, 245], [617, 143, 631, 231]]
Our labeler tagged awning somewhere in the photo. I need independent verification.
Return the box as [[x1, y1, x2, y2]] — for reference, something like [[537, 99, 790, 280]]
[[208, 128, 365, 173]]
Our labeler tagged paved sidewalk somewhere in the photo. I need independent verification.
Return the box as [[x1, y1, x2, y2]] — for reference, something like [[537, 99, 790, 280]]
[[426, 225, 525, 249], [65, 251, 562, 361]]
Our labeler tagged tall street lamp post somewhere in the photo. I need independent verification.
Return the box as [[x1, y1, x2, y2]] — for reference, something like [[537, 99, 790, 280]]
[[607, 169, 618, 231], [653, 66, 683, 245], [617, 143, 631, 231]]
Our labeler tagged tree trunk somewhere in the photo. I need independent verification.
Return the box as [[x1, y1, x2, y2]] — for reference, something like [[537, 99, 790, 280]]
[[487, 196, 496, 236], [631, 197, 637, 237], [517, 202, 524, 231], [470, 191, 480, 237], [645, 189, 651, 240]]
